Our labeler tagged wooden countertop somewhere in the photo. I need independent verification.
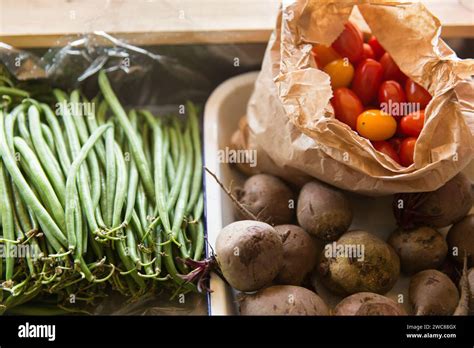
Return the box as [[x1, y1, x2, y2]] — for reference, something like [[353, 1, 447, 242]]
[[0, 0, 472, 48]]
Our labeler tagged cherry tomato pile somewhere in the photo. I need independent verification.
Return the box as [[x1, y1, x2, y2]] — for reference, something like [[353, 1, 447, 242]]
[[312, 21, 432, 166]]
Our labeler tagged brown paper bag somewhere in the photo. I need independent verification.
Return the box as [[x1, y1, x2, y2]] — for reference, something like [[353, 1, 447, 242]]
[[242, 0, 474, 195]]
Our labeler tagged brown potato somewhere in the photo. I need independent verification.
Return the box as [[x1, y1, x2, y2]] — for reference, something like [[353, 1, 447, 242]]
[[274, 225, 320, 286], [239, 285, 329, 315], [334, 292, 406, 316], [318, 230, 400, 295], [388, 227, 448, 275], [447, 214, 474, 266], [236, 174, 295, 225], [216, 220, 283, 292], [409, 269, 459, 315], [297, 180, 352, 241]]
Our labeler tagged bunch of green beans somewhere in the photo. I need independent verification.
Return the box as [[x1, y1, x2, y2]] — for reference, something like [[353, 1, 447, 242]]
[[0, 70, 205, 314]]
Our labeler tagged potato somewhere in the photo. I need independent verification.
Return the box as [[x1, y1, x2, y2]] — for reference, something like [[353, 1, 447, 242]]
[[388, 227, 448, 275], [394, 173, 472, 229], [334, 292, 406, 316], [447, 215, 474, 266], [236, 174, 295, 225], [239, 285, 329, 315], [318, 230, 400, 295], [216, 220, 283, 292], [409, 269, 459, 315], [274, 225, 320, 286], [297, 180, 352, 241]]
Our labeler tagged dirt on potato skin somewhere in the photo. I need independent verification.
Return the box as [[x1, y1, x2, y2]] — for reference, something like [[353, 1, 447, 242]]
[[318, 230, 400, 296], [216, 220, 283, 292], [274, 224, 321, 286], [239, 285, 329, 315], [297, 181, 352, 241], [388, 226, 448, 275], [447, 215, 474, 266], [334, 292, 407, 316], [409, 269, 459, 315], [236, 174, 295, 225]]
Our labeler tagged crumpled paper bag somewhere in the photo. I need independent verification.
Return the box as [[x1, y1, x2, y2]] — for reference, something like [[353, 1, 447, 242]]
[[240, 0, 474, 195]]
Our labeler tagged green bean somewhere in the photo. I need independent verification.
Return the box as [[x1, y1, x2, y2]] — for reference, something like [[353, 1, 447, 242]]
[[193, 192, 204, 222], [14, 137, 66, 229], [65, 123, 111, 249], [186, 102, 202, 214], [11, 182, 33, 234], [98, 71, 155, 202], [55, 90, 100, 235], [166, 122, 185, 212], [5, 104, 26, 151], [142, 123, 152, 166], [40, 124, 55, 153], [104, 126, 116, 227], [17, 110, 33, 147], [126, 226, 140, 267], [0, 111, 66, 251], [85, 100, 107, 166], [130, 210, 146, 243], [70, 91, 102, 210], [173, 128, 193, 250], [193, 221, 204, 261], [166, 152, 175, 180], [28, 105, 66, 206], [123, 111, 139, 226], [0, 164, 15, 280], [112, 143, 127, 227], [74, 197, 83, 257], [136, 184, 148, 233], [168, 126, 179, 169], [141, 111, 172, 239], [41, 103, 72, 175], [0, 86, 29, 98]]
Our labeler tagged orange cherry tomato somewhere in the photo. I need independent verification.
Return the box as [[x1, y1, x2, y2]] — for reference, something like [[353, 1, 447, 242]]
[[368, 35, 385, 60], [331, 21, 364, 63], [361, 43, 375, 61], [356, 109, 397, 141], [399, 137, 417, 167], [378, 80, 407, 118], [400, 110, 425, 137], [331, 87, 364, 130], [324, 59, 354, 89], [351, 58, 384, 105], [372, 140, 401, 163], [312, 45, 341, 68], [379, 53, 406, 83], [405, 78, 432, 110]]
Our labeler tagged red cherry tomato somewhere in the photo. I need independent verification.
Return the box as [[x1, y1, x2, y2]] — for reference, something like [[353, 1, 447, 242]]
[[372, 140, 401, 163], [331, 87, 364, 130], [351, 58, 384, 105], [332, 21, 364, 64], [368, 35, 385, 60], [405, 79, 432, 110], [400, 110, 425, 137], [312, 45, 341, 69], [378, 80, 407, 119], [361, 43, 375, 61], [388, 138, 402, 153], [399, 137, 417, 167], [379, 53, 406, 83]]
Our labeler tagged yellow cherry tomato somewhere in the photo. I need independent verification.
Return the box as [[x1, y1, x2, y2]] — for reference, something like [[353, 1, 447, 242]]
[[312, 45, 341, 68], [323, 59, 354, 89], [356, 109, 397, 141]]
